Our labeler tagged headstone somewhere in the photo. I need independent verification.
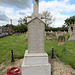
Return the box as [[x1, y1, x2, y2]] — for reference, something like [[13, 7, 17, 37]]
[[51, 30, 53, 33], [46, 31, 56, 37], [68, 24, 75, 41], [58, 35, 65, 46], [24, 31, 28, 43], [24, 38, 28, 43], [15, 33, 19, 36], [21, 0, 51, 75], [64, 31, 67, 34], [67, 36, 70, 40], [57, 31, 63, 38], [45, 31, 46, 36]]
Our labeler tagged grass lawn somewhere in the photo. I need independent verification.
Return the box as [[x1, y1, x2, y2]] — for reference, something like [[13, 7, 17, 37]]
[[0, 33, 28, 64], [0, 33, 75, 69], [45, 34, 75, 69]]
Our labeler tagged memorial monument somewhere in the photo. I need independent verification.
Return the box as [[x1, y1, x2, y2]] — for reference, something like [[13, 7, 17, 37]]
[[21, 0, 51, 75], [68, 24, 75, 41]]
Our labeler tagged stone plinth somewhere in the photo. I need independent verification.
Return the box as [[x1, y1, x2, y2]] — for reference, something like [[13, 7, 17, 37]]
[[21, 50, 51, 75]]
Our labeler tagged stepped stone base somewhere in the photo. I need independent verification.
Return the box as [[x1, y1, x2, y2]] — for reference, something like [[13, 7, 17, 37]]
[[21, 50, 51, 75]]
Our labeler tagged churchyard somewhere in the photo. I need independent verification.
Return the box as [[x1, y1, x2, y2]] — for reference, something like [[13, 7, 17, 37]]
[[0, 33, 75, 70], [0, 0, 75, 74]]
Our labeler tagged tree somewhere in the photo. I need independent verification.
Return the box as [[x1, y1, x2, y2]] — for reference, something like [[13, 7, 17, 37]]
[[22, 17, 27, 25], [13, 24, 27, 33], [18, 17, 27, 25], [41, 10, 55, 26], [18, 18, 23, 25], [65, 16, 75, 27], [61, 25, 68, 31]]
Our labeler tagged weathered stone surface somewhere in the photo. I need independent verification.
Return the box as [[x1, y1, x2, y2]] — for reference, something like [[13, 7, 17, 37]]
[[24, 38, 28, 43], [28, 17, 45, 53], [68, 32, 75, 41], [23, 50, 49, 65], [58, 35, 65, 46], [22, 0, 51, 75], [57, 31, 63, 38], [33, 0, 39, 15], [68, 24, 75, 40], [22, 63, 51, 75], [21, 50, 51, 75]]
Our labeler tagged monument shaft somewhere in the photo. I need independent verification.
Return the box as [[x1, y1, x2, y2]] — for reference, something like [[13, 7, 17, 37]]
[[28, 18, 45, 53], [33, 0, 39, 14], [21, 0, 51, 75]]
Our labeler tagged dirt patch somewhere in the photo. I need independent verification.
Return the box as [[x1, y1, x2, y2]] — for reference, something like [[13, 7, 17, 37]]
[[49, 57, 75, 75]]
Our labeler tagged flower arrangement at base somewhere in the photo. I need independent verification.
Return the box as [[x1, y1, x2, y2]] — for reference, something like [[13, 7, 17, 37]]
[[7, 67, 20, 75]]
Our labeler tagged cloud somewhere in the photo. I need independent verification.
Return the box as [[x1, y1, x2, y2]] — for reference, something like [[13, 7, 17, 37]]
[[39, 0, 75, 13], [0, 0, 75, 27], [19, 12, 26, 15], [39, 0, 75, 27], [0, 11, 9, 21], [0, 0, 32, 9], [53, 13, 70, 27]]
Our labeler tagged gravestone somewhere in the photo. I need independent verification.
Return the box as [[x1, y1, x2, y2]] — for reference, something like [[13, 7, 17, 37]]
[[46, 31, 56, 37], [58, 35, 65, 46], [24, 31, 28, 43], [68, 24, 75, 41], [15, 33, 19, 36], [57, 31, 63, 38], [21, 0, 51, 75]]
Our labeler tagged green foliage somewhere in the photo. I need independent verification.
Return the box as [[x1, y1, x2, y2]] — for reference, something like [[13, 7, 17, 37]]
[[15, 17, 28, 33], [62, 46, 66, 53], [65, 16, 75, 26], [45, 26, 68, 31], [18, 17, 27, 25], [13, 24, 27, 33]]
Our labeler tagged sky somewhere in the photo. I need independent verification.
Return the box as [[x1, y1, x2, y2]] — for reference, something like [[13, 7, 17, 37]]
[[0, 0, 75, 27]]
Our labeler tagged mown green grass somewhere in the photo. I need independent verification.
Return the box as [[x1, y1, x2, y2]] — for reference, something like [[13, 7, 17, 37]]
[[0, 33, 75, 69], [45, 34, 75, 69], [0, 33, 28, 64]]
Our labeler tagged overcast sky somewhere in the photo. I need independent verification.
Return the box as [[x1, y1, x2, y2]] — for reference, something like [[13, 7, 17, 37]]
[[0, 0, 75, 27]]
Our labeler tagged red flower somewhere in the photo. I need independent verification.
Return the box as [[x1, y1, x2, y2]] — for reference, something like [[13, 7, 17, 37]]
[[7, 67, 19, 75]]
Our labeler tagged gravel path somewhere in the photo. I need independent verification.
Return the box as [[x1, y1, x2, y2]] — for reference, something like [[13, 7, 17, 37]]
[[49, 57, 75, 75], [0, 59, 23, 75], [0, 58, 75, 75]]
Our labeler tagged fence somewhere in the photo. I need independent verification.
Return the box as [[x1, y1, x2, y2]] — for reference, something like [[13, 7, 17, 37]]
[[0, 50, 23, 75], [51, 48, 75, 75], [0, 49, 75, 75]]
